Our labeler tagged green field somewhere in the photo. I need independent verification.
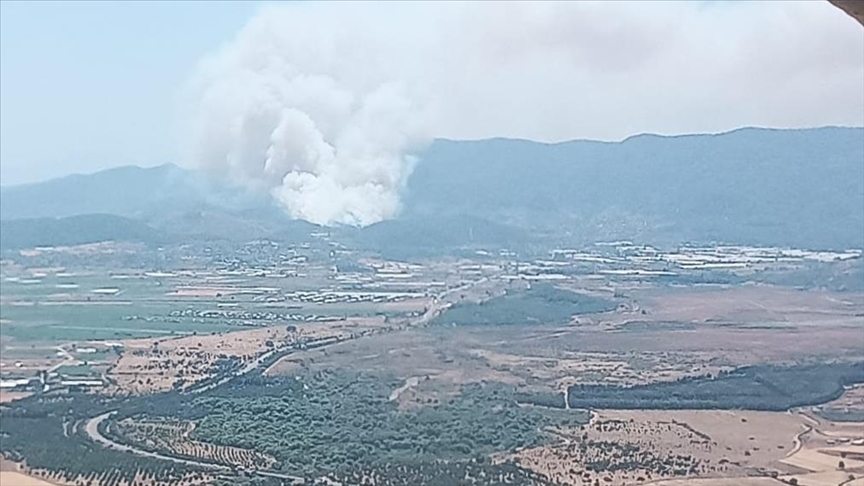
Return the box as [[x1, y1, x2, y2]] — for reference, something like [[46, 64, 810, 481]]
[[55, 364, 97, 377], [0, 302, 239, 341], [433, 283, 616, 326], [1, 271, 419, 343]]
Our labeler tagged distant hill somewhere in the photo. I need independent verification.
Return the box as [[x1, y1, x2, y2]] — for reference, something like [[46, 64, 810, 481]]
[[1, 164, 189, 220], [1, 127, 862, 250], [405, 127, 864, 249], [0, 163, 273, 221], [0, 163, 311, 244], [347, 214, 529, 258], [0, 214, 164, 250]]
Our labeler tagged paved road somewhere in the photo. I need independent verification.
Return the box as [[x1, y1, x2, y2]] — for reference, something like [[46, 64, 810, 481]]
[[47, 345, 77, 374], [187, 345, 287, 395], [84, 412, 230, 470], [83, 277, 489, 482]]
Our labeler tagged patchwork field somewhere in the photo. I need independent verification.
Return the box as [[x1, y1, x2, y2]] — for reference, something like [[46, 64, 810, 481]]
[[2, 248, 863, 486], [0, 267, 427, 344]]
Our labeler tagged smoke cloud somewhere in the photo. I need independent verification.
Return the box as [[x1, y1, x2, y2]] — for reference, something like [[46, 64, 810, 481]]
[[187, 1, 863, 226], [186, 4, 432, 226]]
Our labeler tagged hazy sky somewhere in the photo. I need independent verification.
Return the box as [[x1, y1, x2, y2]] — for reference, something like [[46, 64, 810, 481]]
[[1, 0, 862, 186]]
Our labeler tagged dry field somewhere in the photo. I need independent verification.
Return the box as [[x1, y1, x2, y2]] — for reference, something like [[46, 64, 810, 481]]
[[264, 324, 722, 409], [802, 411, 864, 441], [109, 317, 388, 394], [782, 446, 864, 471], [0, 471, 61, 486], [629, 286, 864, 328], [0, 390, 33, 403], [499, 410, 810, 486], [0, 460, 217, 486], [495, 398, 864, 486], [266, 286, 864, 408], [776, 412, 864, 486], [8, 468, 213, 486], [649, 479, 783, 486], [0, 460, 66, 486]]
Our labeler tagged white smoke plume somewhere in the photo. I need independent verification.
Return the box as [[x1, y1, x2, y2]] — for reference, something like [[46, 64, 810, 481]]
[[186, 1, 863, 226], [186, 3, 433, 226]]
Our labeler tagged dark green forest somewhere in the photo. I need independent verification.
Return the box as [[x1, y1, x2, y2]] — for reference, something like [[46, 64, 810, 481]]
[[182, 371, 587, 476], [432, 283, 616, 326], [564, 362, 864, 410], [2, 362, 862, 484]]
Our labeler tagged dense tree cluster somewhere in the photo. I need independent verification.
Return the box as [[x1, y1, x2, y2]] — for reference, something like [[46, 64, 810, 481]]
[[4, 360, 861, 485], [433, 283, 616, 326], [179, 371, 588, 476], [1, 404, 204, 485], [566, 362, 864, 410], [110, 419, 276, 469]]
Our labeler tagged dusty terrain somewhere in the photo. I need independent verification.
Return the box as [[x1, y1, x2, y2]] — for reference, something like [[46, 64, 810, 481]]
[[0, 390, 33, 403], [260, 285, 864, 484], [4, 281, 861, 485], [630, 286, 864, 326], [499, 410, 810, 486], [108, 317, 388, 394], [649, 479, 782, 485], [0, 471, 61, 486], [266, 285, 864, 409], [777, 412, 864, 486]]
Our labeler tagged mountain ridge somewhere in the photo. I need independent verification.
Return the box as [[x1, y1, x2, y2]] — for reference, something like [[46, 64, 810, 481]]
[[2, 126, 862, 251], [6, 125, 860, 190]]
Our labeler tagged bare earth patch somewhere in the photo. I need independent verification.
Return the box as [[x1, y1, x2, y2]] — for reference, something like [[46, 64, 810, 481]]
[[0, 390, 33, 403], [650, 479, 783, 486], [633, 286, 864, 326], [0, 471, 62, 486], [499, 410, 810, 486], [109, 317, 387, 394]]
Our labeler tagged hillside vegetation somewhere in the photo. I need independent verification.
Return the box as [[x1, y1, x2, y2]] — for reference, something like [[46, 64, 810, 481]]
[[433, 283, 617, 326], [1, 127, 862, 250]]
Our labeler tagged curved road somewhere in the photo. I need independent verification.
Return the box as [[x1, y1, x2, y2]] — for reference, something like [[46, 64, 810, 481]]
[[85, 412, 228, 470], [84, 412, 303, 483], [82, 278, 487, 483]]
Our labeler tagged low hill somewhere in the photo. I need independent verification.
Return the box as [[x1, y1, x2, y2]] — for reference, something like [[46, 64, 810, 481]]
[[0, 163, 265, 221], [0, 214, 164, 250]]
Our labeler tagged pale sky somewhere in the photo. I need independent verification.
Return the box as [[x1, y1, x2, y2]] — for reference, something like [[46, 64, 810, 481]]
[[0, 1, 260, 185], [1, 1, 862, 186]]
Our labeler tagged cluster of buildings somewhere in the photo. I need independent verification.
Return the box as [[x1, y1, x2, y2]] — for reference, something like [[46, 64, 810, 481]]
[[1, 369, 104, 394]]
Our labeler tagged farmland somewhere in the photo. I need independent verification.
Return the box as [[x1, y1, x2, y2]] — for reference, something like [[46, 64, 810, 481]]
[[1, 239, 863, 485]]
